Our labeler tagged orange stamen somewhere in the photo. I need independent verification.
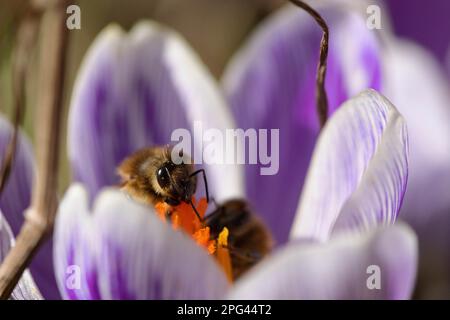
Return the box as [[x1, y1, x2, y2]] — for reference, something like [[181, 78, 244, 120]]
[[154, 202, 171, 223], [154, 197, 233, 281], [193, 227, 216, 255]]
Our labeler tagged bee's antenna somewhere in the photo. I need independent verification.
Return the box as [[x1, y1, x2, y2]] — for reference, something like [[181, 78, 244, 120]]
[[190, 169, 209, 203]]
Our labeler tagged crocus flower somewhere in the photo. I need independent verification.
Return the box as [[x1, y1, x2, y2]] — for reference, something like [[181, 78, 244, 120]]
[[221, 0, 450, 297], [365, 0, 450, 299], [381, 29, 450, 298], [222, 3, 383, 243], [55, 18, 417, 299]]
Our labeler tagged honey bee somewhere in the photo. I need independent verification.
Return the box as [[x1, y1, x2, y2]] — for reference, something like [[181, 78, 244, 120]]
[[117, 146, 208, 219], [118, 145, 272, 279], [205, 199, 273, 279]]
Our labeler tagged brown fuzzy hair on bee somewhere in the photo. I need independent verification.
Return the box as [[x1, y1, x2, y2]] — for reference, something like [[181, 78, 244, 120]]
[[117, 146, 196, 206], [206, 199, 273, 279]]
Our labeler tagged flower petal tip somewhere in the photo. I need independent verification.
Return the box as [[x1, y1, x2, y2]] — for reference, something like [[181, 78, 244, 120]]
[[291, 89, 409, 241]]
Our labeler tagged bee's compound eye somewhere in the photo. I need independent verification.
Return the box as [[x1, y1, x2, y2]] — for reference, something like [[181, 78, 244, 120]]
[[156, 166, 170, 188]]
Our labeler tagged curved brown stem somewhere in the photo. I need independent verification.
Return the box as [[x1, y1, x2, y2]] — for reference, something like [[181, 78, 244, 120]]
[[289, 0, 329, 128]]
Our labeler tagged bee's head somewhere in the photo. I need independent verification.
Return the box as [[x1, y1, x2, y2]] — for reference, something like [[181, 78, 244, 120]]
[[156, 161, 196, 205]]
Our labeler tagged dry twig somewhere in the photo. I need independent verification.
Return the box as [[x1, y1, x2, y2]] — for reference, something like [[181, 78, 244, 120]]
[[290, 0, 329, 128], [0, 0, 68, 299]]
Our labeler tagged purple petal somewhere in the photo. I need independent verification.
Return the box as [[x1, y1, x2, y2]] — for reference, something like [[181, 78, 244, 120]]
[[229, 223, 417, 299], [290, 90, 408, 241], [381, 39, 450, 298], [385, 0, 450, 67], [53, 185, 100, 299], [68, 22, 243, 204], [381, 39, 450, 228], [447, 46, 450, 79], [0, 117, 34, 237], [54, 184, 229, 299], [0, 116, 59, 299], [1, 212, 43, 300], [222, 4, 381, 244]]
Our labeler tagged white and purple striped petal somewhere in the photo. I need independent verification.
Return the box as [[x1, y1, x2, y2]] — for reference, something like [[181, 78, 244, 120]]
[[53, 184, 229, 300], [222, 4, 381, 244], [290, 89, 408, 241], [229, 223, 417, 299], [0, 115, 59, 299], [53, 184, 99, 299], [0, 211, 43, 300], [68, 21, 243, 204]]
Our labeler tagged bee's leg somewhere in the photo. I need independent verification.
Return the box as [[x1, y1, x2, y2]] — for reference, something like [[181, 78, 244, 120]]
[[188, 199, 204, 224], [190, 169, 209, 203]]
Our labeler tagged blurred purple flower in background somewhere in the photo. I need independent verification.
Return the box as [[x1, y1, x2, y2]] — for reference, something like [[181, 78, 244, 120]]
[[377, 0, 450, 297], [380, 0, 450, 297], [384, 0, 450, 71]]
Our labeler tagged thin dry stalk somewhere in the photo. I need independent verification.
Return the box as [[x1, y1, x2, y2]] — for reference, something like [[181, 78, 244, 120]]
[[290, 0, 329, 128], [0, 0, 68, 299]]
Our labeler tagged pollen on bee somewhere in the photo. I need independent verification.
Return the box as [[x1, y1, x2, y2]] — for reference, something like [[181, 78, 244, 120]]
[[154, 197, 233, 281], [218, 227, 229, 247], [215, 227, 233, 282]]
